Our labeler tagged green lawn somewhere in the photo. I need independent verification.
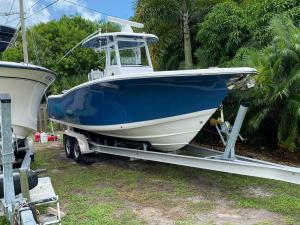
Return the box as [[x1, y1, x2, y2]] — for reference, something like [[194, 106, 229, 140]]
[[1, 142, 300, 225]]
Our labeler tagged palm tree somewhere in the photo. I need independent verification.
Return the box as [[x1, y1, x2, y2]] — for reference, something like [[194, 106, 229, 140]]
[[234, 16, 300, 151], [135, 0, 218, 69]]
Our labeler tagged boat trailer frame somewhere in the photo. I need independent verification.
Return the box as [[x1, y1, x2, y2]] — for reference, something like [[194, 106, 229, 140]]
[[65, 104, 300, 185], [0, 94, 61, 225]]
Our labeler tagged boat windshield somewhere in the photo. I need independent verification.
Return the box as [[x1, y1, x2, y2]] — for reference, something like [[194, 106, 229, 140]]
[[118, 40, 149, 67], [110, 45, 118, 65]]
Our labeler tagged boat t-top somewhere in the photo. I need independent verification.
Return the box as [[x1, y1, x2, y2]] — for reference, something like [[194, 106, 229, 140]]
[[48, 17, 256, 152]]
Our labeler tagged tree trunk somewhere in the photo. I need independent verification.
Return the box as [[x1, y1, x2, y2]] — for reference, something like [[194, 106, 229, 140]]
[[182, 0, 193, 69]]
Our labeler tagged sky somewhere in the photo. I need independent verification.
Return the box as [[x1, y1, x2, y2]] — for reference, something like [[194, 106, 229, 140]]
[[0, 0, 134, 28]]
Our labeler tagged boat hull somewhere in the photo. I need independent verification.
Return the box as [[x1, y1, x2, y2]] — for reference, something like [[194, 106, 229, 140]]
[[51, 109, 216, 151], [48, 73, 232, 151], [0, 62, 55, 139]]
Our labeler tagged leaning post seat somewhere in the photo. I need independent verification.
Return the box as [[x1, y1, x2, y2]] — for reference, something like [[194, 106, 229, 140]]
[[88, 69, 104, 81]]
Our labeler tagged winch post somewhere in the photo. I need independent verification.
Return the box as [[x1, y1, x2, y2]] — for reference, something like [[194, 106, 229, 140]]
[[20, 144, 34, 202], [222, 104, 248, 160], [0, 94, 15, 223], [19, 168, 30, 201]]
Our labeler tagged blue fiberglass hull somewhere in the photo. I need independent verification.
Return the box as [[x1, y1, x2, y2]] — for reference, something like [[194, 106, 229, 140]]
[[48, 74, 230, 127]]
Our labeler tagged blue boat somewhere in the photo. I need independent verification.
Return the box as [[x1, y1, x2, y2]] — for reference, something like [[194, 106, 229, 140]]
[[48, 17, 256, 151]]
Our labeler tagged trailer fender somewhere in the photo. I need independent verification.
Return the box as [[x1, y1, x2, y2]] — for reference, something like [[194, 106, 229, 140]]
[[64, 130, 93, 154]]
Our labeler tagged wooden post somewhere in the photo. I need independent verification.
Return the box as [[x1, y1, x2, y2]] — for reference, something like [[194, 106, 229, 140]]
[[37, 107, 41, 132], [37, 104, 49, 132], [43, 105, 48, 131]]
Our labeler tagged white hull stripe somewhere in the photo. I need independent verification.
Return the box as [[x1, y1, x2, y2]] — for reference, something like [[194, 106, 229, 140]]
[[50, 108, 217, 131], [0, 76, 48, 86]]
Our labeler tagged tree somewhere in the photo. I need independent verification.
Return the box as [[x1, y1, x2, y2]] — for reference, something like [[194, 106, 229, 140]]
[[232, 17, 300, 151], [135, 0, 221, 70], [195, 0, 300, 67], [2, 16, 104, 94], [196, 1, 249, 67], [245, 0, 300, 46]]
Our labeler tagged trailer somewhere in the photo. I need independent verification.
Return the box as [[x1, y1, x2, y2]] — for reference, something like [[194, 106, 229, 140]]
[[0, 94, 61, 225], [62, 104, 300, 185]]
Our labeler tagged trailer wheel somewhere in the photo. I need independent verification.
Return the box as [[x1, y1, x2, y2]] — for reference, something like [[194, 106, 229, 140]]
[[64, 135, 74, 158], [73, 140, 83, 163]]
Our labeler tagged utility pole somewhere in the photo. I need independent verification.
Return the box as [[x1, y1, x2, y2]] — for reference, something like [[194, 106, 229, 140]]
[[19, 0, 29, 63]]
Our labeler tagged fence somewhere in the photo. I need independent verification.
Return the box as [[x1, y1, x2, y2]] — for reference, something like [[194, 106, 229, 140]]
[[37, 104, 65, 132]]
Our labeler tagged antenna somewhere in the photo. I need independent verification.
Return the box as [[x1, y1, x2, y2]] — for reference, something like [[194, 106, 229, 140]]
[[107, 16, 144, 33]]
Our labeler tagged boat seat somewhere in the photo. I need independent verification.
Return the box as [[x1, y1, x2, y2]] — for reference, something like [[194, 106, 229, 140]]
[[88, 69, 103, 81]]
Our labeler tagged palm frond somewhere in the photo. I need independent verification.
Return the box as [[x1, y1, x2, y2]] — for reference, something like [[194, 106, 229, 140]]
[[231, 16, 300, 151]]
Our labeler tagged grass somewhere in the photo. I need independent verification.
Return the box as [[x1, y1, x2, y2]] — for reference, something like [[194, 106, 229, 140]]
[[189, 201, 215, 213], [64, 202, 143, 225], [0, 142, 300, 224], [215, 172, 300, 220]]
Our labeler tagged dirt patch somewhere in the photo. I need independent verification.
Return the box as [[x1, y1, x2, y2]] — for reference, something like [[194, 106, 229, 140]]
[[195, 203, 284, 225], [130, 196, 284, 225], [190, 175, 224, 199], [125, 199, 189, 225], [244, 186, 273, 198], [133, 207, 179, 225], [193, 199, 284, 225]]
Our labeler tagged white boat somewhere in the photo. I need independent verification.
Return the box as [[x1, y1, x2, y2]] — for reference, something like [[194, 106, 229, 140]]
[[0, 61, 55, 139], [0, 17, 55, 140], [48, 17, 255, 152]]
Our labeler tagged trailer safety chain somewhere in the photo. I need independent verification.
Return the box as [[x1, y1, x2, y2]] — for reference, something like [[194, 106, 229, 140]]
[[13, 202, 40, 225]]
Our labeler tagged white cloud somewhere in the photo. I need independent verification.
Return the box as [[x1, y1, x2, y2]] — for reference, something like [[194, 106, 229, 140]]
[[0, 0, 101, 29], [0, 0, 51, 27], [54, 0, 101, 21], [26, 0, 51, 25]]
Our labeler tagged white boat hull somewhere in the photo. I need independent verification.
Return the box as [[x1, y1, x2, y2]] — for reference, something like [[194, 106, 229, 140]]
[[51, 108, 217, 152], [0, 62, 55, 139]]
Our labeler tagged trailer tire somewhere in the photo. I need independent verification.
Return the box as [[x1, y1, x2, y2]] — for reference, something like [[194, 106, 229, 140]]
[[64, 135, 74, 159], [73, 140, 83, 163]]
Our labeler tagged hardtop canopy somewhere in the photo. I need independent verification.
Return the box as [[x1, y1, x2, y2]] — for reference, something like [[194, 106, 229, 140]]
[[82, 32, 158, 50], [0, 25, 17, 53]]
